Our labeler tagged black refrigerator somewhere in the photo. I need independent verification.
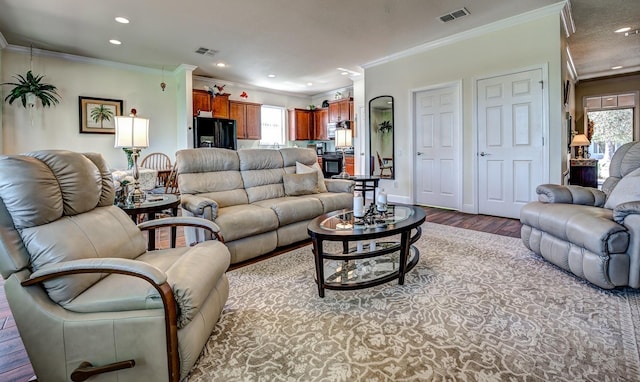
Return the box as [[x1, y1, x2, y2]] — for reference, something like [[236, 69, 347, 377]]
[[193, 117, 237, 150]]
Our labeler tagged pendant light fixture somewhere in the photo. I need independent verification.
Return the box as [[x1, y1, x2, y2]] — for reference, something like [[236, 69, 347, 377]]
[[160, 66, 166, 92]]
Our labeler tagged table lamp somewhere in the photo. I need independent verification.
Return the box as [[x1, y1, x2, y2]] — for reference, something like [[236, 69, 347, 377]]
[[334, 128, 352, 179], [115, 109, 149, 205], [570, 134, 590, 159]]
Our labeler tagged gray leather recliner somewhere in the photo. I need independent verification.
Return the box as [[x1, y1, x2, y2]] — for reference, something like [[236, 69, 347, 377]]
[[520, 141, 640, 289], [0, 150, 230, 381]]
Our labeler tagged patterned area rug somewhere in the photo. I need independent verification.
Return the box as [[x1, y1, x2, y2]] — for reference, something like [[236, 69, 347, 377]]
[[187, 223, 640, 381]]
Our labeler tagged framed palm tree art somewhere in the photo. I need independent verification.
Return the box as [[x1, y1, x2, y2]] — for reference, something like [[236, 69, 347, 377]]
[[78, 96, 123, 134]]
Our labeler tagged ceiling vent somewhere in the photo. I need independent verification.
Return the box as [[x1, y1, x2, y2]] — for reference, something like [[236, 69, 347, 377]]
[[195, 47, 218, 56], [439, 7, 470, 23]]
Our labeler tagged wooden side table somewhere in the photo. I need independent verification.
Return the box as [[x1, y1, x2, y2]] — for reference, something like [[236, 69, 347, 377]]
[[118, 194, 180, 250], [332, 175, 380, 201], [569, 159, 598, 188]]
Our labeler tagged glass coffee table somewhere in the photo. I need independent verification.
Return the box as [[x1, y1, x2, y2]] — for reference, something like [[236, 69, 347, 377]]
[[307, 205, 426, 297]]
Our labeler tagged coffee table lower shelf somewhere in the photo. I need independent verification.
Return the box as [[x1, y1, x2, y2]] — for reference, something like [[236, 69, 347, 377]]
[[318, 243, 420, 292]]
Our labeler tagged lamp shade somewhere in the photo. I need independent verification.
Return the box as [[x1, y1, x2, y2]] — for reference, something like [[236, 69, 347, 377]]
[[114, 115, 149, 148], [335, 128, 352, 149], [570, 134, 590, 147]]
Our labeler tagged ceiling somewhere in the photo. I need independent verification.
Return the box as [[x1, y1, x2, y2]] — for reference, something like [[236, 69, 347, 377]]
[[0, 0, 638, 96]]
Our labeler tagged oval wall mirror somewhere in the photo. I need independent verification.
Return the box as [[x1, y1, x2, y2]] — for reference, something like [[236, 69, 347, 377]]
[[369, 95, 394, 179]]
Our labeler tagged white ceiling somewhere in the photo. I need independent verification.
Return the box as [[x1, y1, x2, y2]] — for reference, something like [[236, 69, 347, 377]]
[[0, 0, 638, 96]]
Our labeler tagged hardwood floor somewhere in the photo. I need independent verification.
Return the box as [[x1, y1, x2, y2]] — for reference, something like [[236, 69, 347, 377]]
[[0, 207, 521, 381]]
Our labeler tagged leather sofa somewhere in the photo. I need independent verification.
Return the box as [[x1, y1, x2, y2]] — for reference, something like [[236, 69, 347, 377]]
[[177, 147, 355, 264], [520, 141, 640, 289], [0, 150, 230, 381]]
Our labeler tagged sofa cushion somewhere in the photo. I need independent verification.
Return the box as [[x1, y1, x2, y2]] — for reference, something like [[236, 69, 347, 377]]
[[296, 161, 327, 193], [283, 172, 319, 196], [312, 192, 355, 213], [604, 167, 640, 209], [215, 204, 279, 242], [177, 148, 248, 208], [238, 150, 286, 203], [63, 241, 230, 329], [520, 201, 629, 256], [253, 196, 324, 226]]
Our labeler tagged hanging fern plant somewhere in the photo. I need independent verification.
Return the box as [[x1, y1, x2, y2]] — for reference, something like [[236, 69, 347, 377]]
[[1, 70, 61, 108]]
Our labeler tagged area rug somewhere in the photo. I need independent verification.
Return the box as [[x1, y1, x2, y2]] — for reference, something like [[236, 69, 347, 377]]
[[187, 223, 640, 381]]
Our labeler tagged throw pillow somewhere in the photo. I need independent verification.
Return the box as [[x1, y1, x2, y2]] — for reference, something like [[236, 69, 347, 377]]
[[604, 167, 640, 209], [296, 161, 328, 193], [283, 172, 319, 196]]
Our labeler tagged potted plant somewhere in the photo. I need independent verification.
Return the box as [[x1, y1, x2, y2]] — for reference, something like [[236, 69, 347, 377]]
[[1, 70, 60, 108]]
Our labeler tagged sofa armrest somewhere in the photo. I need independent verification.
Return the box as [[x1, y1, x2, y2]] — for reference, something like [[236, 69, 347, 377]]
[[613, 201, 640, 224], [325, 179, 355, 193], [25, 258, 167, 286], [536, 184, 606, 206], [180, 194, 219, 218]]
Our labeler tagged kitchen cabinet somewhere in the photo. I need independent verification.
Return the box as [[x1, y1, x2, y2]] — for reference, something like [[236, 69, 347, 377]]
[[192, 89, 212, 116], [313, 108, 328, 140], [328, 98, 353, 123], [192, 91, 230, 118], [345, 155, 355, 176], [289, 108, 312, 140], [213, 94, 230, 118], [230, 100, 262, 140]]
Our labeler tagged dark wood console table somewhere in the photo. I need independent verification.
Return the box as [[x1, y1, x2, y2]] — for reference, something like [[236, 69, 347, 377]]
[[569, 159, 598, 188]]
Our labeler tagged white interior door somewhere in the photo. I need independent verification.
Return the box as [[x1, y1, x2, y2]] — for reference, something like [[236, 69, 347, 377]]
[[477, 69, 544, 218], [414, 84, 461, 209]]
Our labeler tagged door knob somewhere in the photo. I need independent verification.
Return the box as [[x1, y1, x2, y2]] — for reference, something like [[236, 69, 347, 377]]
[[417, 152, 424, 156], [479, 152, 491, 156]]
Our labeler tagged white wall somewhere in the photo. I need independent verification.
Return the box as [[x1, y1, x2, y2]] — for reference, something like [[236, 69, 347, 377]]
[[364, 10, 564, 210], [1, 48, 180, 169]]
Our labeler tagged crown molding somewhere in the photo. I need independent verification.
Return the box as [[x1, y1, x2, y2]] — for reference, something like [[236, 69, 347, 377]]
[[363, 2, 566, 69], [192, 74, 313, 99], [5, 44, 169, 75]]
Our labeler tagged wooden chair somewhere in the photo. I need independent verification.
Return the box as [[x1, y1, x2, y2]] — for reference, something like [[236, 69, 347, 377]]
[[164, 162, 179, 195], [377, 151, 393, 177], [141, 152, 172, 187]]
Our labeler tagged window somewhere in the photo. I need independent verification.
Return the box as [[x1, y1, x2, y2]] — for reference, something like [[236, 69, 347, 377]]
[[584, 93, 637, 182], [260, 106, 285, 146]]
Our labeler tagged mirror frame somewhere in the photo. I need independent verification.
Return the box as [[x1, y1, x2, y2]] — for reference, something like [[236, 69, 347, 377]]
[[369, 95, 394, 179]]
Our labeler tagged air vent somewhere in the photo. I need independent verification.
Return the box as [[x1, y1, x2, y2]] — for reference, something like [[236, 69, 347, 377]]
[[439, 7, 470, 23], [195, 47, 218, 56]]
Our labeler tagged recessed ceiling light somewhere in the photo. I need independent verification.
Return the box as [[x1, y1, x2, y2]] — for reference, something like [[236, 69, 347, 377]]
[[615, 27, 631, 33], [216, 62, 226, 67], [611, 66, 623, 70], [268, 74, 276, 78], [115, 17, 130, 24], [341, 72, 349, 76], [306, 82, 313, 86], [109, 39, 122, 45]]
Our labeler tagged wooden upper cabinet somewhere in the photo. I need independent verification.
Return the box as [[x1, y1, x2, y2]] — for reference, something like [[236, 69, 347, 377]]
[[328, 98, 353, 123], [313, 108, 328, 140], [192, 89, 212, 116], [213, 94, 230, 118], [244, 103, 261, 140], [230, 100, 261, 140], [289, 109, 312, 140]]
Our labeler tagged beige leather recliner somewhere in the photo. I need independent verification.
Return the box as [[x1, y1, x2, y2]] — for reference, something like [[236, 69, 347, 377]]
[[0, 150, 230, 381], [520, 141, 640, 289]]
